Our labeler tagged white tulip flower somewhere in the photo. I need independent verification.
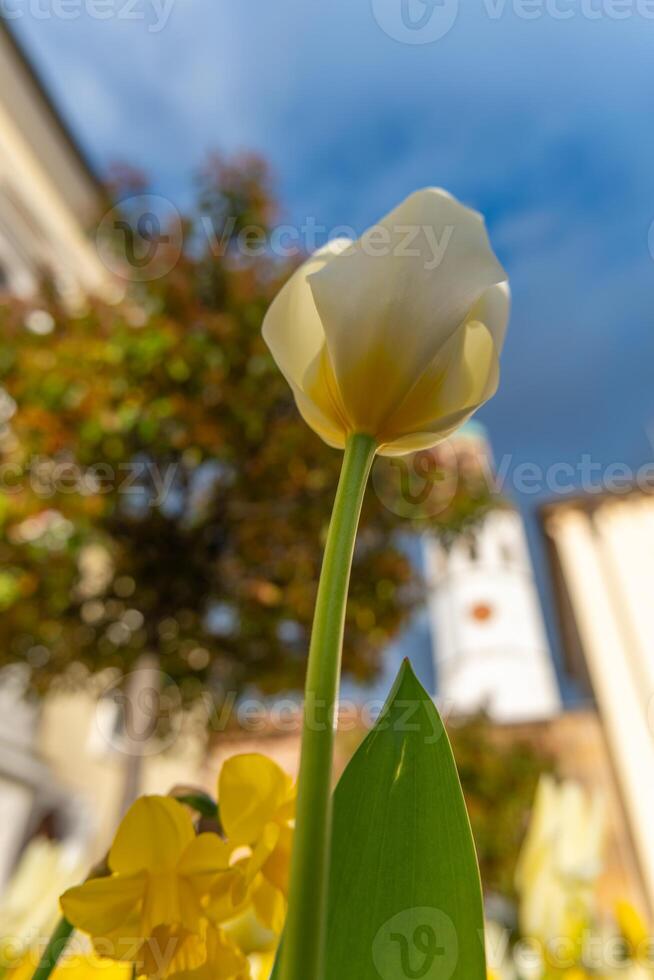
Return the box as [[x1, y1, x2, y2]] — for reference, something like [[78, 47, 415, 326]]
[[263, 188, 509, 456]]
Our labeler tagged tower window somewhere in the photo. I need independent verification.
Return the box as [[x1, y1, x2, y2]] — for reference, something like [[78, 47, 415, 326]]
[[501, 543, 513, 565]]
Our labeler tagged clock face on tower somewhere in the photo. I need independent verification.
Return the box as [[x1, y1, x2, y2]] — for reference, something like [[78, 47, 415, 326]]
[[469, 601, 494, 623]]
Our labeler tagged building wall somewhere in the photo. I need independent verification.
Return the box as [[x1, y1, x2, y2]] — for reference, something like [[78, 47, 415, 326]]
[[542, 493, 654, 915], [426, 508, 562, 723], [0, 20, 110, 299]]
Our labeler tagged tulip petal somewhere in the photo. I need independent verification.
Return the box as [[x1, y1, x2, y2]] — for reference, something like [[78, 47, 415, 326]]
[[378, 282, 509, 455], [109, 796, 196, 874], [290, 380, 348, 451], [60, 871, 147, 938], [308, 188, 506, 435], [263, 241, 353, 445], [218, 754, 294, 845]]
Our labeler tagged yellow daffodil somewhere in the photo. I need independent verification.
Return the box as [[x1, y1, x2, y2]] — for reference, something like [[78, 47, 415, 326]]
[[616, 899, 650, 957], [263, 187, 509, 456], [140, 922, 249, 980], [515, 776, 605, 947], [4, 951, 132, 980], [209, 754, 295, 935], [247, 952, 275, 980], [61, 796, 237, 968]]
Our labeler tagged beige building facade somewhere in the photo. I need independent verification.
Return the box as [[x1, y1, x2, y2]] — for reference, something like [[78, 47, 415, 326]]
[[0, 16, 109, 299], [542, 491, 654, 914]]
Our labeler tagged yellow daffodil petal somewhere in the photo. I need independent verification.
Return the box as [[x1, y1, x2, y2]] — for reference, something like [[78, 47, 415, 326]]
[[251, 876, 286, 936], [616, 899, 650, 952], [5, 953, 133, 980], [92, 913, 145, 964], [60, 871, 147, 939], [222, 906, 278, 956], [141, 872, 184, 933], [109, 796, 196, 874], [261, 824, 293, 895], [174, 833, 237, 932], [159, 924, 249, 980], [139, 924, 207, 980], [205, 869, 250, 925], [247, 952, 276, 980], [204, 924, 250, 980], [248, 952, 275, 980], [244, 824, 281, 884], [178, 832, 234, 875], [218, 755, 294, 845]]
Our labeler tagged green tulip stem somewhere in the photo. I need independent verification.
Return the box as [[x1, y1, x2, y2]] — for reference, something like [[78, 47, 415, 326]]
[[279, 432, 377, 980], [30, 917, 74, 980]]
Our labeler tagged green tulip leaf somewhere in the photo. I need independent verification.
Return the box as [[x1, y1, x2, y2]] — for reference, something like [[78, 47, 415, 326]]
[[325, 658, 486, 980]]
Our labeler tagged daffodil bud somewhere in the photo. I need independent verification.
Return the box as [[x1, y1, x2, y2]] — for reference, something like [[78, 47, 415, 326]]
[[263, 188, 509, 456]]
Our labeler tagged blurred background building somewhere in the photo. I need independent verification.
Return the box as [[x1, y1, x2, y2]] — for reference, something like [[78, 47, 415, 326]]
[[0, 17, 107, 300], [425, 424, 561, 724], [542, 493, 654, 919]]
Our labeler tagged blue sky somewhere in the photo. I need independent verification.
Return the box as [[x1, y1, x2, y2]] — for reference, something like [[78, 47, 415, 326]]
[[10, 0, 653, 470], [7, 0, 654, 690]]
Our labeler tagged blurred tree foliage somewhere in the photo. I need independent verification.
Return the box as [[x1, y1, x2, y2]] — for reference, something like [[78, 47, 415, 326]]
[[0, 154, 496, 706]]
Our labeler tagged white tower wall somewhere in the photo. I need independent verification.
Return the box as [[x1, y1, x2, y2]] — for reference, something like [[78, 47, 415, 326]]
[[425, 508, 561, 723]]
